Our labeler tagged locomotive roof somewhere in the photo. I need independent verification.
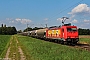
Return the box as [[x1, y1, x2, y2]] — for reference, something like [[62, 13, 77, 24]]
[[48, 25, 77, 30]]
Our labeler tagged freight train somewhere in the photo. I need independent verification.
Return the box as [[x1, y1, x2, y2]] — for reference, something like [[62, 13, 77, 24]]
[[20, 23, 79, 45], [20, 17, 79, 45]]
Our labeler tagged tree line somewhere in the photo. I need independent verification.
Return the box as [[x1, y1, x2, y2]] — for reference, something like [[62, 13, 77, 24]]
[[0, 24, 17, 35], [78, 28, 90, 35]]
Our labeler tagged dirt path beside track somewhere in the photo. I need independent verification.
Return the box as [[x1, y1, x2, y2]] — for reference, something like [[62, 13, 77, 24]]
[[5, 35, 26, 60]]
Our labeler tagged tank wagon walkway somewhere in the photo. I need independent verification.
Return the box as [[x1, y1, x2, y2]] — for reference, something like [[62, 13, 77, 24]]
[[5, 35, 26, 60]]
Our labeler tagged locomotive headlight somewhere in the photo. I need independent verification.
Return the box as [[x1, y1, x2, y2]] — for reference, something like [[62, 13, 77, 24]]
[[75, 36, 78, 38], [67, 36, 70, 38]]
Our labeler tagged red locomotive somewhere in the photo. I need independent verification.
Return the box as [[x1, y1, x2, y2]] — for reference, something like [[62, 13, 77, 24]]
[[46, 23, 79, 45]]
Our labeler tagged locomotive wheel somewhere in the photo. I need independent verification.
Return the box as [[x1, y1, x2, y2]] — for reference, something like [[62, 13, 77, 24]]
[[64, 42, 68, 45], [60, 40, 64, 44], [49, 39, 52, 42], [71, 43, 75, 46], [55, 40, 58, 43]]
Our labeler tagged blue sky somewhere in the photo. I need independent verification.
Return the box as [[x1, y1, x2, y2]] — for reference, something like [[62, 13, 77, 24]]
[[0, 0, 90, 30]]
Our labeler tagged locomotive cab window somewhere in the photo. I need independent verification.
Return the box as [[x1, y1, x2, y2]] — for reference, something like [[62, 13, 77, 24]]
[[67, 28, 77, 32]]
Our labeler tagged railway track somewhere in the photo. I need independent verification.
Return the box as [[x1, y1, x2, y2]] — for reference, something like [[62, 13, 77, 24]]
[[39, 38, 90, 51], [70, 43, 90, 51], [38, 38, 90, 51]]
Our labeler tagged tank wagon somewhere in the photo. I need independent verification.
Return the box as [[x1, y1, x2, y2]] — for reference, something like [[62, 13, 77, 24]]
[[20, 32, 28, 36], [27, 23, 79, 45]]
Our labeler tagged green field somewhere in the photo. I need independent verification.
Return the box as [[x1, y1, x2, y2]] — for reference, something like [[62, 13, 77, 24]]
[[79, 38, 90, 44], [0, 35, 11, 58], [79, 35, 90, 44], [17, 35, 90, 60]]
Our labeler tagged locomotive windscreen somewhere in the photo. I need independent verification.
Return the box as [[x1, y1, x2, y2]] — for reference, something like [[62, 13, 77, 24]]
[[67, 28, 77, 32]]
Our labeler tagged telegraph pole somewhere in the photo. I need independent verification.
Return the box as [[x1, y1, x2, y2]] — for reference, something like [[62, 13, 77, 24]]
[[45, 24, 47, 28], [27, 24, 29, 32]]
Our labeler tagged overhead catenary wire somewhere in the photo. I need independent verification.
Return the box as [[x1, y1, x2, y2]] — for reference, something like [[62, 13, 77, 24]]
[[48, 0, 84, 20]]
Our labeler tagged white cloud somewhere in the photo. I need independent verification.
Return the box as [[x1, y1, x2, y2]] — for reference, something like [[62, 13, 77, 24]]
[[68, 4, 90, 15], [6, 18, 13, 20], [84, 19, 90, 23], [57, 18, 63, 21], [44, 18, 48, 21], [69, 15, 75, 20], [9, 20, 15, 23], [15, 18, 32, 24], [21, 19, 32, 24], [15, 18, 21, 21], [72, 19, 78, 23]]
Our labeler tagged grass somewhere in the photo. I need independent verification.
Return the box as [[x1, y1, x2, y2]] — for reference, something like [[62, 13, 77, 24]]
[[0, 35, 11, 58], [79, 38, 90, 44], [17, 35, 90, 60], [16, 35, 32, 60], [79, 35, 90, 44]]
